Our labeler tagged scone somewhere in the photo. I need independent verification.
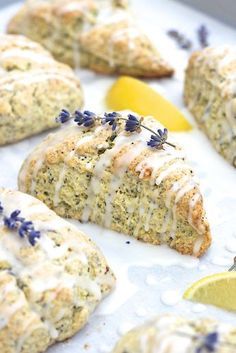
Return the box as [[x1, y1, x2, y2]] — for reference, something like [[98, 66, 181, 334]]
[[0, 188, 115, 353], [0, 34, 83, 145], [79, 19, 174, 77], [18, 110, 211, 257], [112, 314, 236, 353], [8, 0, 174, 77], [184, 46, 236, 167]]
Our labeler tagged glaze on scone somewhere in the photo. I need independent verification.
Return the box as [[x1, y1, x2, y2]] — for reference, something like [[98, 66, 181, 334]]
[[0, 34, 83, 145], [0, 188, 115, 353], [79, 19, 173, 77], [18, 111, 211, 257], [8, 0, 173, 77], [184, 46, 236, 167], [112, 314, 236, 353]]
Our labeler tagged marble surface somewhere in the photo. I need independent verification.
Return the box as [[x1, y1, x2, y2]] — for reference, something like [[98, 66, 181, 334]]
[[0, 1, 236, 353]]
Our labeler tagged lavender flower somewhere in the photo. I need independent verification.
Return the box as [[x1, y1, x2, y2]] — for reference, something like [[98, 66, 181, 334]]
[[125, 114, 141, 133], [56, 109, 71, 123], [27, 229, 41, 246], [57, 109, 175, 150], [147, 128, 168, 149], [102, 112, 119, 131], [0, 202, 3, 214], [3, 209, 41, 246], [74, 110, 96, 127], [197, 25, 209, 48], [4, 210, 23, 229], [196, 332, 219, 353], [167, 29, 192, 50]]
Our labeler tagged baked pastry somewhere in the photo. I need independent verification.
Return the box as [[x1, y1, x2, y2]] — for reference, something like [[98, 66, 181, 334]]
[[184, 46, 236, 167], [8, 0, 174, 77], [79, 19, 174, 77], [18, 110, 211, 257], [0, 34, 83, 145], [112, 314, 236, 353], [0, 187, 115, 353]]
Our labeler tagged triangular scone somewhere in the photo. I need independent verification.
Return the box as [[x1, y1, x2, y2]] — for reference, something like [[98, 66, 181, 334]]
[[7, 0, 128, 68], [0, 188, 115, 353], [79, 20, 174, 77], [8, 1, 173, 77], [112, 314, 236, 353], [7, 0, 99, 67], [184, 46, 236, 167], [18, 111, 211, 257], [0, 34, 83, 145]]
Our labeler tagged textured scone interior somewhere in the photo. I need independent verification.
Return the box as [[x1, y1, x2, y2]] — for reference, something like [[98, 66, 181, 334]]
[[112, 313, 236, 353], [79, 20, 174, 78], [0, 188, 115, 353], [184, 46, 236, 167], [0, 34, 83, 145], [18, 112, 211, 257]]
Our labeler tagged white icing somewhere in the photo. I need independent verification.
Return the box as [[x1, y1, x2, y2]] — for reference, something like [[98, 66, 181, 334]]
[[103, 142, 146, 228], [0, 48, 53, 64], [160, 290, 182, 306], [0, 188, 114, 339], [53, 133, 94, 207]]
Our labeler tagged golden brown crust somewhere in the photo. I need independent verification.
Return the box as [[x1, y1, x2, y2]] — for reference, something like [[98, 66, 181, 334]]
[[0, 188, 115, 353], [184, 46, 236, 166], [0, 34, 83, 145], [18, 115, 211, 257], [8, 1, 174, 77], [79, 21, 174, 78]]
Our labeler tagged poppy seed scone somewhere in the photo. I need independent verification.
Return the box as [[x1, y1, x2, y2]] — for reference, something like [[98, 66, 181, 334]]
[[0, 34, 83, 145], [79, 19, 174, 77], [18, 111, 211, 257], [0, 188, 115, 353], [8, 1, 174, 78], [112, 314, 236, 353], [7, 0, 99, 68], [184, 46, 236, 167]]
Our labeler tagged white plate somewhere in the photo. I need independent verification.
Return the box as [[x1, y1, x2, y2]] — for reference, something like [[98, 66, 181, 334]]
[[0, 1, 236, 352]]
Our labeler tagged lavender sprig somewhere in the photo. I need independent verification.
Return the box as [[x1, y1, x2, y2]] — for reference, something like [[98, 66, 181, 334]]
[[196, 332, 219, 353], [167, 29, 192, 50], [74, 110, 96, 127], [1, 206, 41, 246], [55, 109, 71, 123], [56, 110, 176, 150], [197, 25, 209, 48], [147, 129, 168, 149], [102, 112, 119, 131]]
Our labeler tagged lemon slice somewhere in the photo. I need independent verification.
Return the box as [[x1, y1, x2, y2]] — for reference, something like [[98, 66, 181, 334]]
[[184, 272, 236, 311], [106, 76, 192, 132]]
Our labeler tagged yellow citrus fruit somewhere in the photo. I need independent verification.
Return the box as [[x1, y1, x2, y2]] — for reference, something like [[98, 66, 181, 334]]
[[183, 272, 236, 311], [106, 76, 192, 132]]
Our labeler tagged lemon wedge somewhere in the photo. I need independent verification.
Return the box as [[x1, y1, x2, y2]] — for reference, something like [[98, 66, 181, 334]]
[[184, 272, 236, 311], [106, 76, 192, 132]]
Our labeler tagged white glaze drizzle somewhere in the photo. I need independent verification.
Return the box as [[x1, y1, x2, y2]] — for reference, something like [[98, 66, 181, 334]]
[[53, 133, 95, 207], [0, 188, 114, 340], [82, 131, 147, 222], [19, 126, 78, 195], [103, 142, 146, 228], [108, 24, 141, 67]]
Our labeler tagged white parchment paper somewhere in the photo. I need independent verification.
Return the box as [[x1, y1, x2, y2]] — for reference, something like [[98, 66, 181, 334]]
[[0, 1, 236, 352]]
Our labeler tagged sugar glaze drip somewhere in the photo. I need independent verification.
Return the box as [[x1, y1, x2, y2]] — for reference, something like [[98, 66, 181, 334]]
[[0, 189, 114, 346]]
